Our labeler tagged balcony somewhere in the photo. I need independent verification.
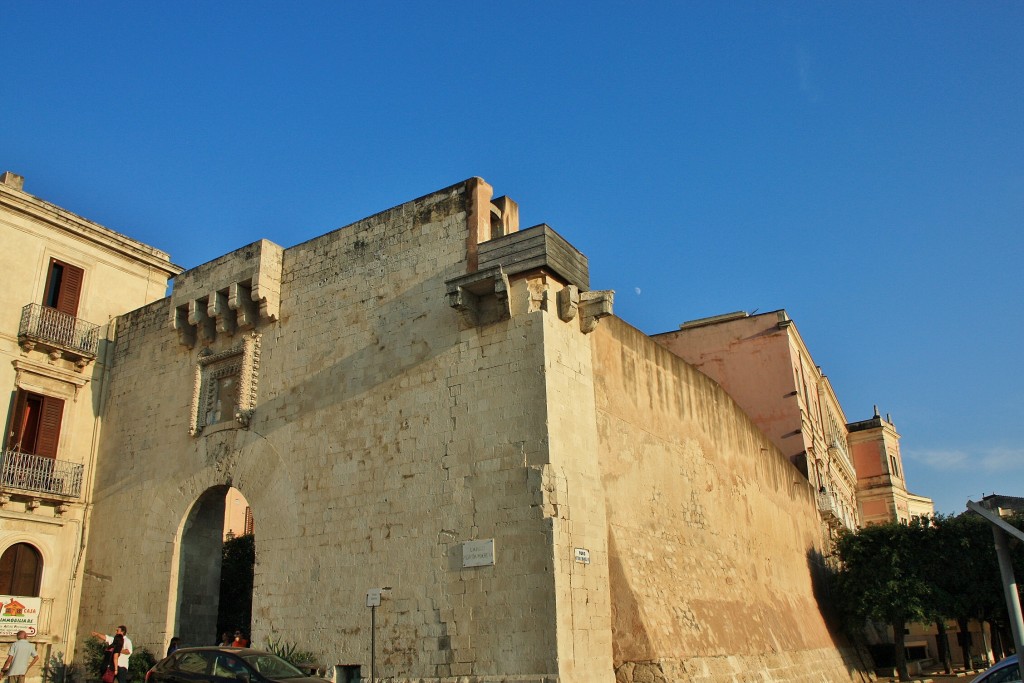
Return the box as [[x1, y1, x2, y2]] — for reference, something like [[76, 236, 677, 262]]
[[0, 449, 84, 499], [18, 303, 100, 369], [817, 489, 856, 531]]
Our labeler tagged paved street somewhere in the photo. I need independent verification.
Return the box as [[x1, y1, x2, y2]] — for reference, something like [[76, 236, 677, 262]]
[[876, 669, 985, 682]]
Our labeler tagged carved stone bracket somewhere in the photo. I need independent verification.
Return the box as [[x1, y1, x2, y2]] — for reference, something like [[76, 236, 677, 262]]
[[557, 285, 614, 334], [171, 239, 283, 348], [445, 266, 511, 327], [557, 285, 580, 322], [579, 290, 614, 333]]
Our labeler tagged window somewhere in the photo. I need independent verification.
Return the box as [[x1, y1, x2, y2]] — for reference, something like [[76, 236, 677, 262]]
[[8, 390, 64, 457], [0, 543, 43, 596], [889, 454, 901, 479], [44, 259, 84, 317]]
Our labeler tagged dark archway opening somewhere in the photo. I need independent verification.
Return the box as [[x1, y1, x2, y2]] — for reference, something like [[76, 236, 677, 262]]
[[216, 533, 254, 643], [174, 486, 255, 647]]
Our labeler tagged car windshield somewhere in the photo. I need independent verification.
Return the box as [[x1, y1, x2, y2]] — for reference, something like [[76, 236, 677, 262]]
[[241, 654, 306, 680]]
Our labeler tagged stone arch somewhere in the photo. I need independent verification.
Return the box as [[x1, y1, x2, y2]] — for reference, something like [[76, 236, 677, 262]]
[[167, 485, 230, 646], [158, 429, 300, 648]]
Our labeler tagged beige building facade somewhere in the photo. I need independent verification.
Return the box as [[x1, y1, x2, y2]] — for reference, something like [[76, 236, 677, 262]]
[[31, 176, 870, 681], [652, 311, 860, 548], [0, 172, 180, 671]]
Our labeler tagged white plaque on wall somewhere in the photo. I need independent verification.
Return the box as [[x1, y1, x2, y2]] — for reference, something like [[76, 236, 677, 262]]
[[574, 548, 591, 564], [462, 539, 495, 568]]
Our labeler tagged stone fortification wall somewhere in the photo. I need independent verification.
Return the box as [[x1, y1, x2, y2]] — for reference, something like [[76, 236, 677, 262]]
[[80, 179, 567, 680], [592, 317, 866, 683]]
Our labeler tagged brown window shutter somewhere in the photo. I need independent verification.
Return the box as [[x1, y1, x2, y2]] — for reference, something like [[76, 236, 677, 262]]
[[9, 390, 29, 449], [56, 261, 84, 316], [34, 395, 65, 459], [0, 543, 43, 596]]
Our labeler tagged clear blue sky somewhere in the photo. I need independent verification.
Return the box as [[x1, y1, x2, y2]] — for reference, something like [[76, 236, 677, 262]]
[[3, 2, 1021, 515]]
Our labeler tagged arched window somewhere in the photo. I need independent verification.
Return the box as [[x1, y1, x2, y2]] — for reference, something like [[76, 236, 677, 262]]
[[0, 543, 43, 596]]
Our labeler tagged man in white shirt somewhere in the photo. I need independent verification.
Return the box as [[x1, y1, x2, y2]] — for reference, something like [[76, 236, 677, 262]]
[[2, 631, 38, 683], [91, 626, 132, 683]]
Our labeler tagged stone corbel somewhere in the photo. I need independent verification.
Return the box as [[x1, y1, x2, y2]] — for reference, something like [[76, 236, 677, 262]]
[[173, 305, 197, 348], [25, 498, 41, 511], [210, 290, 237, 337], [557, 285, 580, 322], [229, 281, 260, 329], [0, 493, 10, 507], [445, 266, 511, 327], [188, 299, 217, 346], [579, 290, 614, 334]]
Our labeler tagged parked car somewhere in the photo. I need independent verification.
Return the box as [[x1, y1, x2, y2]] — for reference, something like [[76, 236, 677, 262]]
[[145, 647, 327, 683], [975, 654, 1022, 683]]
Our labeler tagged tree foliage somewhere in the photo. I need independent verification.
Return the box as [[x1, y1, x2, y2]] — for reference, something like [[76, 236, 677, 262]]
[[835, 520, 933, 680], [834, 512, 1024, 681]]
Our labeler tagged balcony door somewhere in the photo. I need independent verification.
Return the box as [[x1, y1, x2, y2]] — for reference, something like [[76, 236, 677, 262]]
[[44, 258, 84, 317], [9, 390, 64, 458]]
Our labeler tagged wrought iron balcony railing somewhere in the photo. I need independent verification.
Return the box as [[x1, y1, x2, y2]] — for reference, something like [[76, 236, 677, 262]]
[[19, 303, 100, 359], [817, 489, 856, 531], [0, 449, 84, 498]]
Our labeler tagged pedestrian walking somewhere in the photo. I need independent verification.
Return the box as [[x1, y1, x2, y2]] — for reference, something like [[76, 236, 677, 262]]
[[91, 626, 132, 683], [1, 631, 38, 683]]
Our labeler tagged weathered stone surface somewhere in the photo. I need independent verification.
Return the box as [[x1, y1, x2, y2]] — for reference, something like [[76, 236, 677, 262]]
[[75, 177, 864, 683]]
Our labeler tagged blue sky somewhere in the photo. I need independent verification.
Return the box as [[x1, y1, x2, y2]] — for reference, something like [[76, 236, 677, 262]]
[[3, 2, 1021, 515]]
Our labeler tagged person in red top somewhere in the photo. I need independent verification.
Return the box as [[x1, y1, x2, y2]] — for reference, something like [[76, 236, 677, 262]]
[[231, 631, 248, 648]]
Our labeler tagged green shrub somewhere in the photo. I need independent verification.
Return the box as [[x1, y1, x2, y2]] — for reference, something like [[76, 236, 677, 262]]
[[263, 636, 315, 666], [42, 652, 77, 683], [81, 638, 107, 679], [79, 637, 157, 682], [128, 647, 157, 682]]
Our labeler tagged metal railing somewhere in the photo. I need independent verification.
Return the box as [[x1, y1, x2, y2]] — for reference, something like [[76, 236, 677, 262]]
[[817, 489, 856, 531], [0, 449, 84, 498], [19, 303, 100, 357]]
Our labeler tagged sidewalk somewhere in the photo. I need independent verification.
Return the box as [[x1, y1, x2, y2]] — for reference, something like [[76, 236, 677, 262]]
[[875, 668, 984, 682]]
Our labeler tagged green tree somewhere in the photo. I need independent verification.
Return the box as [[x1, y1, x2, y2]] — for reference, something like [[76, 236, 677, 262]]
[[217, 534, 255, 642], [835, 521, 933, 682]]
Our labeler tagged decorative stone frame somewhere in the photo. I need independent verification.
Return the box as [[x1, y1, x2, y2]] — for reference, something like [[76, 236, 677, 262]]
[[189, 332, 260, 436]]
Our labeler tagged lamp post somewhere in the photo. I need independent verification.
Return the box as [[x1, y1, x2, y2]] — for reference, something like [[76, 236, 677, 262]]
[[966, 501, 1024, 681]]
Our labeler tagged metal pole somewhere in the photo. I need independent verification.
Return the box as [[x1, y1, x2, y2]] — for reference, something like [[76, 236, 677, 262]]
[[370, 604, 376, 683], [991, 526, 1024, 682]]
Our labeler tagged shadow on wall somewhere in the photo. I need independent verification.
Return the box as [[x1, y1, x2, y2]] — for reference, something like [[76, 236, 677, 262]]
[[806, 547, 876, 681], [607, 535, 656, 674]]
